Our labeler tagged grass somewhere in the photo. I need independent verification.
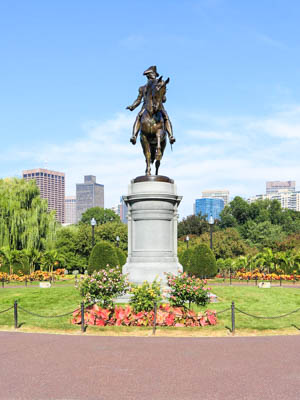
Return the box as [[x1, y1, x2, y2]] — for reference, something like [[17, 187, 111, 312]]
[[0, 285, 300, 336]]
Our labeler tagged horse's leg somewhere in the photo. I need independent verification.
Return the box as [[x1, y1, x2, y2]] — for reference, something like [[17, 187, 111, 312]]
[[156, 131, 166, 175], [141, 133, 151, 175], [155, 160, 160, 175], [155, 128, 163, 161]]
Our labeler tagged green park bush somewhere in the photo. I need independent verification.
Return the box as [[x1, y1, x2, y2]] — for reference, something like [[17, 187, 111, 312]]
[[185, 244, 217, 278], [178, 248, 193, 271], [129, 280, 162, 313], [88, 241, 119, 275], [115, 247, 127, 268]]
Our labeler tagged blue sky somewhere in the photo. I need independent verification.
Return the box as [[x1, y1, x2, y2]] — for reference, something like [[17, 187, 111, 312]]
[[1, 0, 300, 217]]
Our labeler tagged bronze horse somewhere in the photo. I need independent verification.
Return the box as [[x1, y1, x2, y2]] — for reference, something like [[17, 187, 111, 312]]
[[139, 76, 170, 175]]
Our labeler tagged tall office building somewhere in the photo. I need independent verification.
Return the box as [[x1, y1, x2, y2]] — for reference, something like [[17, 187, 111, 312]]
[[201, 189, 230, 206], [266, 181, 295, 194], [76, 175, 104, 222], [195, 198, 225, 220], [119, 196, 128, 224], [249, 189, 300, 211], [65, 196, 77, 225], [22, 168, 65, 223]]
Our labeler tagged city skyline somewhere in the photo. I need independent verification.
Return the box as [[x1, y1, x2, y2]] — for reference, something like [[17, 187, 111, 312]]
[[8, 166, 300, 220], [2, 2, 300, 217]]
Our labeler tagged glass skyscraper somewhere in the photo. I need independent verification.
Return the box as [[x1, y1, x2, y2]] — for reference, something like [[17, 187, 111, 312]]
[[195, 198, 225, 220]]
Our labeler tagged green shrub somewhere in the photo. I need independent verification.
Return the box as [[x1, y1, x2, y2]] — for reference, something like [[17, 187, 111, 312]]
[[115, 247, 126, 268], [0, 263, 10, 274], [187, 244, 217, 278], [166, 271, 209, 308], [78, 267, 129, 307], [178, 248, 193, 272], [88, 241, 119, 275], [129, 280, 162, 313], [14, 262, 30, 275]]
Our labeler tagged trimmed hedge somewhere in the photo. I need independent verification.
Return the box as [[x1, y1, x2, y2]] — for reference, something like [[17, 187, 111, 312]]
[[115, 247, 126, 268], [178, 248, 193, 271], [88, 241, 119, 275], [185, 244, 217, 278]]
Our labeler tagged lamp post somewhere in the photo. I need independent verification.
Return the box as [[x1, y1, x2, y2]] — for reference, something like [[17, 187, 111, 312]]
[[208, 215, 214, 250], [116, 235, 120, 248], [91, 217, 96, 248], [186, 235, 190, 249]]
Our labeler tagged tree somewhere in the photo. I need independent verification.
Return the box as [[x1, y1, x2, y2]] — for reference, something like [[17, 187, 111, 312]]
[[241, 220, 286, 249], [178, 214, 210, 238], [0, 248, 30, 274], [54, 222, 128, 272], [178, 248, 193, 271], [115, 247, 127, 268], [88, 242, 119, 275], [186, 244, 217, 278], [227, 197, 250, 225], [0, 178, 57, 251], [24, 248, 42, 274], [96, 222, 127, 251], [196, 228, 255, 259], [80, 207, 120, 225], [41, 250, 65, 273]]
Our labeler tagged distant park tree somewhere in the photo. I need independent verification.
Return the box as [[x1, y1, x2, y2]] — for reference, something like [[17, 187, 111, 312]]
[[0, 178, 57, 251], [178, 214, 210, 238], [80, 207, 120, 225]]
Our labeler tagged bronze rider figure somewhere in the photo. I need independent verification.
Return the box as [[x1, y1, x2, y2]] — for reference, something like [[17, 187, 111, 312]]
[[126, 66, 176, 145]]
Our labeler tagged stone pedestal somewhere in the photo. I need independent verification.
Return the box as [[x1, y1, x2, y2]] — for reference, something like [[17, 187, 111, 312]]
[[123, 175, 183, 285]]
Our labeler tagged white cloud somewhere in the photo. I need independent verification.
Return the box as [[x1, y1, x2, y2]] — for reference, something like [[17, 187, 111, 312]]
[[255, 33, 286, 49], [5, 105, 300, 218]]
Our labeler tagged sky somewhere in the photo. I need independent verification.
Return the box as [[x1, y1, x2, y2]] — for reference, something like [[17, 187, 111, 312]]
[[1, 0, 300, 218]]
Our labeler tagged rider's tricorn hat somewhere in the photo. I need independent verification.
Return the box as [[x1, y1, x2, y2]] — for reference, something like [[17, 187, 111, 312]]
[[143, 65, 159, 77]]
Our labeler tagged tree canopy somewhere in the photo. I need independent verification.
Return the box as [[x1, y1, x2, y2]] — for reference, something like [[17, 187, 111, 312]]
[[0, 178, 57, 251], [178, 214, 210, 238], [219, 197, 300, 249], [80, 207, 120, 225], [54, 222, 127, 272]]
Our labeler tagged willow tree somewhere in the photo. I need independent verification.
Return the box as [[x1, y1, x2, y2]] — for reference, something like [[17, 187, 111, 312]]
[[0, 178, 57, 251]]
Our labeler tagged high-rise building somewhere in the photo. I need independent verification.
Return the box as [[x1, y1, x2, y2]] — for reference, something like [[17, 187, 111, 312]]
[[76, 175, 104, 222], [65, 196, 77, 225], [249, 189, 300, 211], [266, 181, 295, 194], [201, 189, 230, 206], [119, 196, 128, 224], [195, 198, 225, 220], [22, 168, 65, 223], [249, 180, 299, 211]]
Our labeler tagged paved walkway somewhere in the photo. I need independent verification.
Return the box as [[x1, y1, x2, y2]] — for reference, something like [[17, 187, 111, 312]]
[[1, 332, 300, 400]]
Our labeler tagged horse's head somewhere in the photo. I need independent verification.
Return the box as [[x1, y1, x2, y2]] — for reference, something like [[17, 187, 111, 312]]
[[152, 76, 169, 112], [145, 76, 170, 114]]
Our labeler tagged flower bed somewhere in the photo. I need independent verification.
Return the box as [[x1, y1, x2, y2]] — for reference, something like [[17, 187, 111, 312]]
[[235, 272, 300, 281], [71, 303, 217, 327], [0, 269, 66, 282], [216, 271, 300, 281]]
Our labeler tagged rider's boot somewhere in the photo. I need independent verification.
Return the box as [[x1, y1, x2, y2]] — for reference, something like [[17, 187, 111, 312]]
[[164, 117, 176, 144], [130, 117, 140, 144]]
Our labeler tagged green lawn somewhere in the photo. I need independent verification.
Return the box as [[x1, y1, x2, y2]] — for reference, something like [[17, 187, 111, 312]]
[[0, 285, 300, 335]]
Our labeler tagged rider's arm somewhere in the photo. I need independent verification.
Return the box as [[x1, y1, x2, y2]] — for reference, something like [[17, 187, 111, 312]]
[[127, 86, 143, 110]]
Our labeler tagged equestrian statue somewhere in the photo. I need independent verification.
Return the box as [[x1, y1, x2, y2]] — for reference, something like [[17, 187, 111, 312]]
[[126, 66, 176, 176]]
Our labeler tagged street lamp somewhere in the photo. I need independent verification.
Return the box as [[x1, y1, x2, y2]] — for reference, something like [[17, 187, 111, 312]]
[[208, 215, 214, 250], [91, 217, 96, 248], [116, 236, 120, 248], [185, 235, 190, 249]]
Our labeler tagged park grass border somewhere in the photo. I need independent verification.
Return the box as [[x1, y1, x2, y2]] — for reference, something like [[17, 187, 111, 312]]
[[1, 285, 300, 337], [0, 324, 299, 337]]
